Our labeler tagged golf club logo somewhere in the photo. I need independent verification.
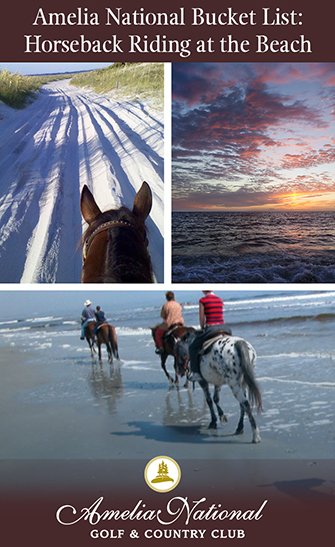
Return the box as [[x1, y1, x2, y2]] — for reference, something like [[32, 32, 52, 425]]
[[144, 456, 181, 493]]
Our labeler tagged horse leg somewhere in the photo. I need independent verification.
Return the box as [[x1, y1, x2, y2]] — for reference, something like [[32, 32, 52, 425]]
[[87, 338, 94, 358], [213, 386, 228, 424], [98, 342, 102, 363], [235, 403, 245, 435], [173, 357, 181, 387], [107, 341, 113, 364], [183, 375, 189, 389], [161, 354, 174, 384], [230, 384, 261, 443], [199, 379, 217, 429]]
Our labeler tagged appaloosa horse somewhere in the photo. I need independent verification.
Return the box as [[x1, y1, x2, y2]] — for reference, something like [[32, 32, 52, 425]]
[[81, 182, 154, 283], [96, 323, 120, 364], [176, 333, 262, 443], [151, 325, 195, 387]]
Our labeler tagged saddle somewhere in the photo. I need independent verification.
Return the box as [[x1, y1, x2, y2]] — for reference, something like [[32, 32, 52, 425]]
[[199, 331, 230, 356], [96, 322, 109, 332], [163, 323, 183, 339]]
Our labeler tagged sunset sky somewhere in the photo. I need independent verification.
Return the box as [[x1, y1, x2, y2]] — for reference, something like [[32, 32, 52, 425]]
[[172, 63, 335, 211]]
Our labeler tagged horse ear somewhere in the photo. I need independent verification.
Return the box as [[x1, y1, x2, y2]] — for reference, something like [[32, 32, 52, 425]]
[[132, 182, 152, 221], [81, 185, 102, 224]]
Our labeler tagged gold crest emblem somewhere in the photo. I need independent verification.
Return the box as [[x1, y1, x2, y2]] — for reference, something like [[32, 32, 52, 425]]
[[144, 456, 181, 493]]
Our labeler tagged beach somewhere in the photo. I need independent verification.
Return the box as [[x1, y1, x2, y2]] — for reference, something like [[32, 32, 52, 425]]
[[0, 79, 164, 282], [0, 290, 334, 466]]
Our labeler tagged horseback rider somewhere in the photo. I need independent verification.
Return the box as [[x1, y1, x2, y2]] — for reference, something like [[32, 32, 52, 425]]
[[94, 305, 107, 334], [188, 290, 232, 382], [153, 291, 184, 354], [95, 305, 106, 324], [80, 299, 96, 340]]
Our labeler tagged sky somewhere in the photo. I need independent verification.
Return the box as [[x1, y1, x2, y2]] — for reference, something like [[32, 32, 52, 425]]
[[0, 63, 111, 75], [172, 63, 335, 212]]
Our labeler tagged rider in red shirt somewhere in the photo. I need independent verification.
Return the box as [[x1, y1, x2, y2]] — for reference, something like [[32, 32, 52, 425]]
[[189, 291, 231, 382]]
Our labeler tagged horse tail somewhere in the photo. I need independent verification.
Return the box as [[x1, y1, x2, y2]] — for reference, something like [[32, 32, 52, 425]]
[[235, 340, 262, 412], [109, 325, 119, 359]]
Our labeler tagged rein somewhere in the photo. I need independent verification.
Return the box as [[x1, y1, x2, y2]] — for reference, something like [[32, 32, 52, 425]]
[[83, 219, 134, 260]]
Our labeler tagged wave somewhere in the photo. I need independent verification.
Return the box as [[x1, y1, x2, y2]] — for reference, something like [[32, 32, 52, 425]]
[[0, 311, 334, 338], [0, 291, 334, 338], [26, 316, 63, 323], [183, 292, 335, 315], [225, 292, 335, 307], [259, 351, 333, 360], [259, 377, 335, 388], [232, 312, 335, 329], [117, 327, 152, 336], [0, 326, 31, 334], [172, 253, 335, 283]]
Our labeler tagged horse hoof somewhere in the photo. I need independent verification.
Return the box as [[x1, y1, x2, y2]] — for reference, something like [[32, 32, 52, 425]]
[[252, 428, 261, 443], [252, 435, 261, 444], [220, 415, 228, 424], [234, 429, 244, 436], [208, 422, 217, 430]]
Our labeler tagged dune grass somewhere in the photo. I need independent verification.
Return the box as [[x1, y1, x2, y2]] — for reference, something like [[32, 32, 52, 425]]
[[0, 63, 164, 110], [71, 63, 164, 108], [0, 70, 77, 108], [0, 70, 40, 108]]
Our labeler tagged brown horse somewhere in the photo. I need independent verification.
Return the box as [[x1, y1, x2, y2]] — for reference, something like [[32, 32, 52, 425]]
[[96, 323, 119, 363], [151, 325, 195, 387], [84, 321, 97, 357], [80, 182, 154, 283]]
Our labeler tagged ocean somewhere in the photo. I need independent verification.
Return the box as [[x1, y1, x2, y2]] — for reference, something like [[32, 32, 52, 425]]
[[0, 290, 334, 460], [172, 211, 335, 283]]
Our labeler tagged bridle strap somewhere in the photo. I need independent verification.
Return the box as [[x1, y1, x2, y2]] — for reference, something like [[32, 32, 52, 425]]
[[83, 219, 133, 260]]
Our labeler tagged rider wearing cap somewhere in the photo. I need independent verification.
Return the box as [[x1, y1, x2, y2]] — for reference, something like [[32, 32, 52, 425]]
[[189, 291, 232, 382], [80, 299, 96, 340]]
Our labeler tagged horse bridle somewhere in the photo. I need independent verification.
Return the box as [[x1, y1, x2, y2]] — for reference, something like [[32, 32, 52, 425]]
[[83, 219, 134, 260]]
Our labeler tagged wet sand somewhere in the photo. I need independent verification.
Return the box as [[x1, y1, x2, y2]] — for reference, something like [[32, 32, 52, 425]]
[[0, 345, 334, 462]]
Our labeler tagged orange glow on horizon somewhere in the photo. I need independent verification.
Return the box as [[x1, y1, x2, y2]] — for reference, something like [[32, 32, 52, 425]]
[[174, 190, 335, 212], [274, 190, 335, 210]]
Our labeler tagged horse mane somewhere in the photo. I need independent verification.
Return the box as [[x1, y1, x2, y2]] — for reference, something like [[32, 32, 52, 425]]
[[82, 206, 154, 283]]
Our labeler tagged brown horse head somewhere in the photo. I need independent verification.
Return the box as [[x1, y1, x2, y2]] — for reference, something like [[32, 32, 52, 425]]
[[81, 182, 154, 283], [152, 325, 196, 384]]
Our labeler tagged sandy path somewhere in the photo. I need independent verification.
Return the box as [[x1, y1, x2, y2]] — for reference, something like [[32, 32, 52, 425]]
[[0, 81, 164, 282]]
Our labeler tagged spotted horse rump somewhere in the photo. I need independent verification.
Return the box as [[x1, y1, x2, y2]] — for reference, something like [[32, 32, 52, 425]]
[[176, 334, 262, 443]]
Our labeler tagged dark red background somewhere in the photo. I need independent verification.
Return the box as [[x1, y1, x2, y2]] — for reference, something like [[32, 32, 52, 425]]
[[1, 0, 335, 61], [0, 1, 334, 545], [1, 459, 334, 546]]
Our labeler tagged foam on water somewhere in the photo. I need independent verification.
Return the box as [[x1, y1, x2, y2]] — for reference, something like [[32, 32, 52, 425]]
[[259, 376, 335, 388], [173, 211, 335, 283]]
